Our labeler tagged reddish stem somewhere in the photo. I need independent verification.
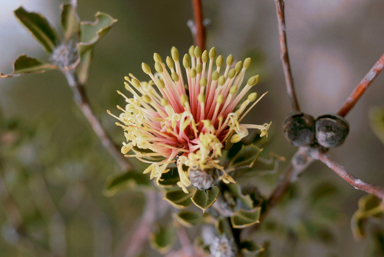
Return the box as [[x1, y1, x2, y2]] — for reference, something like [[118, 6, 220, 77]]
[[338, 53, 384, 117], [274, 0, 300, 112], [192, 0, 206, 50], [317, 152, 384, 199]]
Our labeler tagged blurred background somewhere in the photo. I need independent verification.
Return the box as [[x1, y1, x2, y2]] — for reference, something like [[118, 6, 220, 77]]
[[0, 0, 384, 256]]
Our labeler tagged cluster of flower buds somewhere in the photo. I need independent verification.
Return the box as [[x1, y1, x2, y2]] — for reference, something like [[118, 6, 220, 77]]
[[283, 112, 349, 148]]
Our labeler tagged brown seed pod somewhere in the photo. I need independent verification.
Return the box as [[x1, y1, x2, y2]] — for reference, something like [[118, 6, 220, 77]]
[[315, 114, 349, 148], [283, 112, 315, 147]]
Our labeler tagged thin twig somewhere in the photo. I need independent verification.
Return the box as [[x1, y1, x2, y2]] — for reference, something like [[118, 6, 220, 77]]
[[337, 53, 384, 117], [124, 191, 157, 257], [177, 226, 195, 257], [262, 147, 314, 220], [28, 174, 67, 257], [192, 0, 206, 50], [274, 0, 300, 112], [0, 164, 57, 256], [316, 151, 384, 199], [63, 71, 131, 171]]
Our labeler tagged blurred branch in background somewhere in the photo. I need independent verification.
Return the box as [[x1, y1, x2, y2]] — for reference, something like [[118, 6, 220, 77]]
[[337, 53, 384, 117], [0, 165, 57, 257], [28, 174, 67, 256], [118, 191, 157, 257], [274, 0, 300, 112]]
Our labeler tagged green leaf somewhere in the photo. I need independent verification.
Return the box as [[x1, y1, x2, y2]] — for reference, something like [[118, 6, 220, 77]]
[[230, 207, 261, 229], [0, 55, 56, 78], [358, 194, 383, 216], [370, 106, 384, 145], [216, 217, 233, 237], [309, 183, 339, 206], [371, 228, 384, 256], [173, 210, 202, 228], [164, 189, 193, 209], [227, 183, 254, 209], [61, 4, 80, 41], [149, 225, 175, 254], [77, 12, 117, 56], [157, 168, 180, 188], [191, 186, 219, 212], [75, 49, 93, 85], [351, 212, 366, 240], [351, 194, 383, 239], [237, 152, 285, 179], [303, 221, 335, 245], [103, 171, 150, 196], [14, 6, 59, 53], [240, 241, 264, 257], [227, 144, 263, 172]]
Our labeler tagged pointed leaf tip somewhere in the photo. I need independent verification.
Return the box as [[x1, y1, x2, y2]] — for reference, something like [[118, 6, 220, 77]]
[[0, 55, 56, 78], [191, 186, 219, 212], [14, 6, 59, 53]]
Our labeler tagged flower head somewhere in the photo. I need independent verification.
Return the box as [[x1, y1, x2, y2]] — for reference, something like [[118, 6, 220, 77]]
[[109, 46, 271, 192]]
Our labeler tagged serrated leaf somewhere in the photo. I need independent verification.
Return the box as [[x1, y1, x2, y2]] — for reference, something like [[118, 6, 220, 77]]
[[227, 144, 263, 172], [149, 225, 175, 254], [164, 189, 193, 209], [227, 183, 254, 209], [157, 168, 180, 188], [103, 171, 150, 196], [14, 6, 59, 53], [77, 12, 117, 56], [61, 3, 80, 41], [240, 241, 264, 257], [173, 210, 202, 228], [370, 106, 384, 145], [191, 186, 219, 212], [230, 207, 261, 229], [76, 49, 93, 85], [0, 55, 56, 78]]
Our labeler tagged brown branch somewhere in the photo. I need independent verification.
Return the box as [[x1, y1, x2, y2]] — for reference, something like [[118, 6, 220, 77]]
[[63, 71, 131, 171], [176, 226, 195, 257], [316, 151, 384, 199], [274, 0, 300, 112], [261, 147, 314, 220], [337, 53, 384, 117], [192, 0, 206, 50], [124, 191, 157, 257]]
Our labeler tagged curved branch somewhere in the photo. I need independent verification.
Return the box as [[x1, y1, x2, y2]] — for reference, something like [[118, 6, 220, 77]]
[[337, 53, 384, 117], [316, 152, 384, 199], [274, 0, 300, 112]]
